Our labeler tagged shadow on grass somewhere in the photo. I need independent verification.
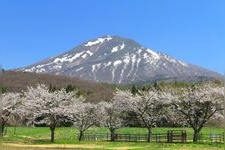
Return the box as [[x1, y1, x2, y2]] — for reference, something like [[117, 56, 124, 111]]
[[26, 139, 53, 144]]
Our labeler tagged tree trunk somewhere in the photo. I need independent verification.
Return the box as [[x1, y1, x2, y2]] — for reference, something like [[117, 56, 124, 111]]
[[78, 130, 84, 141], [110, 129, 116, 141], [50, 126, 55, 143], [2, 122, 5, 136], [193, 130, 200, 142], [147, 128, 152, 142], [2, 119, 6, 136]]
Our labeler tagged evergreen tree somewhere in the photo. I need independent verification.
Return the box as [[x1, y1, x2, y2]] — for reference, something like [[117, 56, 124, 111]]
[[153, 80, 161, 91], [66, 84, 76, 93], [49, 84, 57, 92], [2, 86, 8, 93], [131, 85, 138, 95], [141, 86, 147, 91]]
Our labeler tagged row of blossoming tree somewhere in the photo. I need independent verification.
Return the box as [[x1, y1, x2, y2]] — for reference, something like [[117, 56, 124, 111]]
[[2, 82, 224, 142]]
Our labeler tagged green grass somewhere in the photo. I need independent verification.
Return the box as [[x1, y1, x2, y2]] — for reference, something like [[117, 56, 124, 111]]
[[3, 126, 224, 150]]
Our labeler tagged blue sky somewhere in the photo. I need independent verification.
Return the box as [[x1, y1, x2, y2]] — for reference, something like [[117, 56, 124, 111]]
[[1, 0, 225, 74]]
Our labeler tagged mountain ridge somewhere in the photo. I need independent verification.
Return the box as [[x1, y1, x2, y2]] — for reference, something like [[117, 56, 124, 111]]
[[20, 35, 222, 84]]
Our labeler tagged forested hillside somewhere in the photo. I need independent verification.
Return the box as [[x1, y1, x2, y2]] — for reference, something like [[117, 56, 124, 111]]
[[2, 70, 114, 102]]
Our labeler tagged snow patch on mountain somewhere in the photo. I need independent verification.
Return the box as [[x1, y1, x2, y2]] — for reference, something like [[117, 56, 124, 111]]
[[53, 65, 62, 70], [121, 43, 125, 49], [143, 53, 148, 59], [137, 49, 142, 54], [54, 51, 85, 63], [92, 64, 101, 73], [105, 61, 112, 67], [82, 54, 87, 58], [76, 67, 83, 72], [25, 63, 51, 72], [36, 68, 46, 73], [112, 61, 121, 82], [178, 60, 188, 67], [111, 46, 119, 53], [113, 60, 122, 66], [85, 37, 112, 46], [86, 50, 93, 56], [119, 61, 129, 83], [127, 54, 136, 78], [123, 53, 130, 64], [111, 43, 125, 53], [146, 49, 160, 59]]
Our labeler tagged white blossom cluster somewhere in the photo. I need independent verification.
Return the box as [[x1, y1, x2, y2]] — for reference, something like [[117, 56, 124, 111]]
[[2, 83, 224, 142]]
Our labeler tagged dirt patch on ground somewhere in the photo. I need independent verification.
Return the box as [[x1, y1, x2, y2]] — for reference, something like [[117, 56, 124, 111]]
[[3, 143, 103, 149], [3, 143, 141, 150]]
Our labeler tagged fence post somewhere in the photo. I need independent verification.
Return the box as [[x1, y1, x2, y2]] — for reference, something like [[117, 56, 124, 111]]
[[181, 130, 186, 143], [167, 130, 172, 143]]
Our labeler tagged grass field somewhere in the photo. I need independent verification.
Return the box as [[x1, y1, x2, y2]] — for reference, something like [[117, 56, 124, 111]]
[[3, 126, 224, 150]]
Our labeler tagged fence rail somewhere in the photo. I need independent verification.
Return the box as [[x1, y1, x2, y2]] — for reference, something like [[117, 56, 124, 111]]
[[210, 133, 224, 142], [82, 133, 173, 142], [82, 132, 224, 143]]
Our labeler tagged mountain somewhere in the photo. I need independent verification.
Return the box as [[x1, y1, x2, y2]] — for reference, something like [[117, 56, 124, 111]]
[[20, 35, 222, 84]]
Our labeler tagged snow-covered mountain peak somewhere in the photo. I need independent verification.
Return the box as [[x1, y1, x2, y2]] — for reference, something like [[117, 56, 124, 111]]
[[21, 35, 222, 84]]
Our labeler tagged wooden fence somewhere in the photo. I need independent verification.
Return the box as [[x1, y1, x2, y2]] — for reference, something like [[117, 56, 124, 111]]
[[167, 130, 186, 143], [82, 133, 171, 142], [210, 133, 224, 142], [199, 133, 224, 143], [82, 132, 224, 143]]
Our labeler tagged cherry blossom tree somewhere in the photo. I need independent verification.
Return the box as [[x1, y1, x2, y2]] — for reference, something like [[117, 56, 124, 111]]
[[2, 92, 23, 136], [99, 90, 132, 141], [129, 89, 171, 142], [65, 100, 98, 141], [22, 84, 79, 142], [171, 84, 224, 142]]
